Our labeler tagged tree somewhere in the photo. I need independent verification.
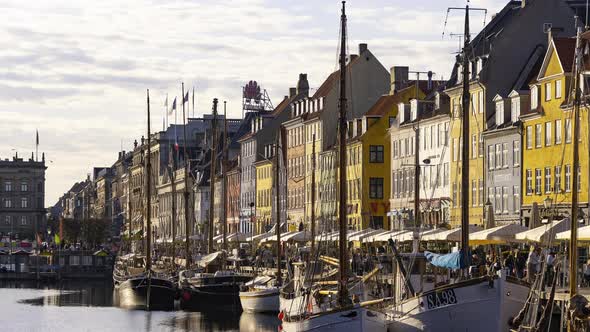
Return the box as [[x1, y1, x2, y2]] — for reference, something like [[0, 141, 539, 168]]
[[62, 218, 81, 244], [81, 218, 109, 248]]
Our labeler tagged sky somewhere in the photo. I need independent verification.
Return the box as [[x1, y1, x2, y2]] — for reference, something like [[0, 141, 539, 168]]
[[0, 0, 506, 206]]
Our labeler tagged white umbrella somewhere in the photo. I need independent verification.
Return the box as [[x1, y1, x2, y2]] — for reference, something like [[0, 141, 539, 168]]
[[217, 232, 248, 243], [470, 223, 528, 244], [368, 230, 410, 242], [556, 223, 590, 241], [248, 232, 273, 242], [315, 231, 339, 242], [396, 228, 445, 242], [515, 218, 569, 243], [421, 225, 483, 242], [212, 234, 224, 242], [282, 231, 312, 242], [348, 229, 382, 242], [260, 231, 295, 244]]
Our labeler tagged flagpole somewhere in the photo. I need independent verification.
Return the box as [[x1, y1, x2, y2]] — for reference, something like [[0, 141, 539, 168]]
[[165, 94, 169, 129], [181, 83, 191, 268], [35, 130, 39, 162], [192, 86, 195, 118]]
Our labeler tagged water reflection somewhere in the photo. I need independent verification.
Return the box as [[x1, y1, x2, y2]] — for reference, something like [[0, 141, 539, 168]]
[[1, 281, 280, 331]]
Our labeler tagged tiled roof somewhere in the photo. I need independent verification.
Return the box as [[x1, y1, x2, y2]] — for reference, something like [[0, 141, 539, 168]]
[[365, 94, 402, 116], [554, 37, 576, 73], [312, 55, 361, 100]]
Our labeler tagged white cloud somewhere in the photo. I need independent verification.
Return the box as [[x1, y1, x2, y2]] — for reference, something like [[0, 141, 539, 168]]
[[0, 0, 508, 206]]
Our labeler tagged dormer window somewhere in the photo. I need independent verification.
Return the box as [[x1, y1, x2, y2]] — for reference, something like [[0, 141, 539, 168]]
[[434, 93, 440, 110], [398, 102, 406, 123], [457, 64, 463, 83], [531, 85, 539, 109], [511, 97, 520, 122], [494, 95, 504, 126], [410, 99, 418, 121]]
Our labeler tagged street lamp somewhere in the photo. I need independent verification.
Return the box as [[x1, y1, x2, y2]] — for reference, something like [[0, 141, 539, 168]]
[[543, 196, 553, 209]]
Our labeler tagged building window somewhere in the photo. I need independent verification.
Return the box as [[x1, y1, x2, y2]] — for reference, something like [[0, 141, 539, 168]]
[[471, 135, 477, 159], [5, 181, 12, 192], [513, 140, 520, 166], [495, 100, 504, 126], [20, 182, 28, 192], [472, 180, 477, 207], [513, 186, 520, 213], [479, 134, 484, 157], [369, 145, 384, 163], [526, 169, 533, 195], [5, 216, 11, 224], [452, 138, 458, 162], [502, 143, 509, 168], [545, 122, 552, 146], [443, 163, 449, 186], [535, 124, 542, 148], [555, 166, 562, 193], [565, 165, 572, 192], [511, 98, 520, 122], [556, 79, 562, 99], [369, 178, 384, 199], [545, 82, 552, 101], [452, 183, 457, 207], [502, 187, 509, 213], [495, 187, 502, 213], [526, 126, 533, 149], [565, 118, 572, 143], [535, 169, 542, 195], [531, 85, 538, 109], [21, 198, 28, 208], [479, 179, 484, 206], [555, 119, 562, 144], [4, 199, 12, 208], [495, 144, 502, 169], [488, 145, 494, 170], [20, 216, 27, 225], [478, 91, 484, 114], [544, 167, 551, 193]]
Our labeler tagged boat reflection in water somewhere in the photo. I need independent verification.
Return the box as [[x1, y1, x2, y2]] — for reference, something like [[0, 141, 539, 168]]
[[239, 312, 281, 332]]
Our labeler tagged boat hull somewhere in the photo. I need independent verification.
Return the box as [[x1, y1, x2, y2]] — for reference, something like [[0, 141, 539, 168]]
[[239, 288, 280, 313], [180, 283, 243, 311], [387, 276, 529, 332], [115, 276, 175, 311], [280, 306, 387, 332]]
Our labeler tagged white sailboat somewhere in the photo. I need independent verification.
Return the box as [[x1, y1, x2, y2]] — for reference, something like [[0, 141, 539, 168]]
[[384, 5, 529, 331], [279, 2, 387, 330]]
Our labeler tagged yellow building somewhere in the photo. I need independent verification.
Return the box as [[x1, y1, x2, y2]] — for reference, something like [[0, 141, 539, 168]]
[[447, 83, 486, 227], [345, 83, 426, 231], [521, 36, 588, 222], [254, 159, 273, 234]]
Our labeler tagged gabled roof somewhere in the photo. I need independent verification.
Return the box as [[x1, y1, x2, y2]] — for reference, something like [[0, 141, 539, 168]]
[[312, 55, 361, 100], [538, 37, 576, 80], [365, 94, 403, 116]]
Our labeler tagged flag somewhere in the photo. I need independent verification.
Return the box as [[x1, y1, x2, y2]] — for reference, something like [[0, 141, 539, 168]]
[[183, 91, 189, 104], [36, 233, 42, 245], [54, 234, 61, 245], [171, 97, 177, 113]]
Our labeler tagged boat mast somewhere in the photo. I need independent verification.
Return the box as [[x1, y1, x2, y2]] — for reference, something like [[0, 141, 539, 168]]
[[222, 101, 228, 252], [181, 83, 192, 268], [146, 89, 152, 272], [412, 118, 420, 253], [310, 133, 316, 256], [459, 5, 471, 265], [337, 0, 349, 307], [275, 134, 282, 286], [568, 25, 583, 316], [208, 98, 218, 254], [168, 151, 177, 267]]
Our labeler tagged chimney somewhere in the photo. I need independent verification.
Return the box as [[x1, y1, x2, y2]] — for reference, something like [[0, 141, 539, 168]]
[[289, 87, 297, 98], [359, 43, 368, 54], [297, 73, 309, 97], [390, 66, 409, 94], [134, 139, 138, 149]]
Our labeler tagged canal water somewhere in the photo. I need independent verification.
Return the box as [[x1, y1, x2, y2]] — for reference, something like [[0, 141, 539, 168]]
[[0, 280, 280, 332]]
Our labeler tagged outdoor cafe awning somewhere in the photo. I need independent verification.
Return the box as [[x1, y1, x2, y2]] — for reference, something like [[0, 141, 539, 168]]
[[515, 218, 569, 243], [282, 231, 312, 242], [315, 231, 339, 242], [260, 231, 295, 244], [348, 228, 383, 242], [421, 225, 483, 242], [556, 223, 590, 241], [396, 229, 446, 242], [365, 230, 411, 243], [216, 232, 248, 243], [248, 232, 273, 242], [469, 223, 528, 245]]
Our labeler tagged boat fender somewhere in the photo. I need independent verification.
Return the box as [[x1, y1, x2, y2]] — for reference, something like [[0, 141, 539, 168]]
[[278, 310, 285, 321]]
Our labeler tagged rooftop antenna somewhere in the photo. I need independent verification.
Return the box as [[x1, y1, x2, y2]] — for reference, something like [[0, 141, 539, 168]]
[[442, 1, 487, 40]]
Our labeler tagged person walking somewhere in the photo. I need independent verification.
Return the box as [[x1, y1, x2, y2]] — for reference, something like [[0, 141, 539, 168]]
[[526, 247, 541, 283]]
